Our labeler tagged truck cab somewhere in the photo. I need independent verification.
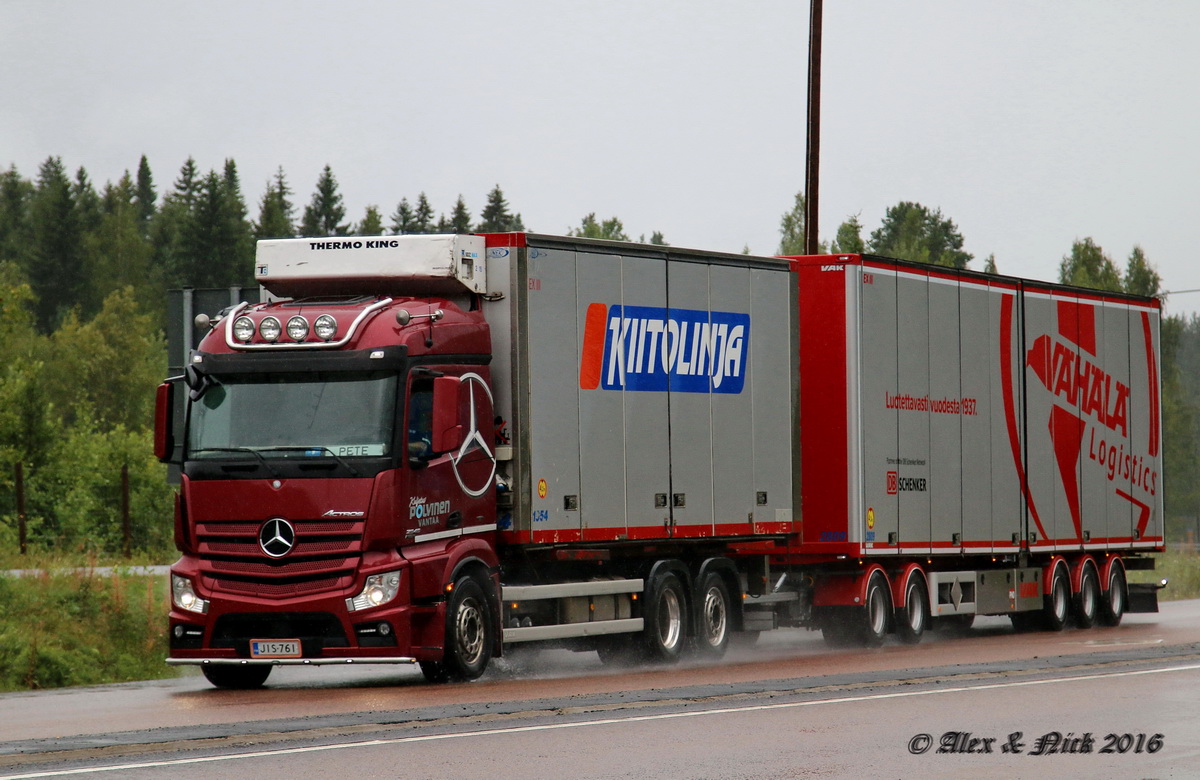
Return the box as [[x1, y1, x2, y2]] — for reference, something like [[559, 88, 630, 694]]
[[159, 235, 504, 688]]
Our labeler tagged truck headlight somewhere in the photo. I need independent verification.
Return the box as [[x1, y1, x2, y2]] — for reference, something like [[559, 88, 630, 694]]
[[346, 570, 402, 612], [172, 574, 209, 614], [233, 316, 255, 342]]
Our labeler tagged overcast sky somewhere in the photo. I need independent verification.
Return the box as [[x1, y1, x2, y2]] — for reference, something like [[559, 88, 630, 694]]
[[4, 1, 1198, 316]]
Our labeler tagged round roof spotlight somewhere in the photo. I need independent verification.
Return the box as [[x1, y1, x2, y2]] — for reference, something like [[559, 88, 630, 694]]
[[314, 314, 338, 341], [286, 315, 309, 342], [259, 316, 282, 342], [233, 316, 255, 342]]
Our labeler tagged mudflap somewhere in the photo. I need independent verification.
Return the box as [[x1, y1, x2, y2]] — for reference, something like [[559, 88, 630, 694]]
[[1127, 580, 1167, 613]]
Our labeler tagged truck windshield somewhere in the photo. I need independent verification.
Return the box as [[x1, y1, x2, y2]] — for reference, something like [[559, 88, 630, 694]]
[[187, 371, 397, 459]]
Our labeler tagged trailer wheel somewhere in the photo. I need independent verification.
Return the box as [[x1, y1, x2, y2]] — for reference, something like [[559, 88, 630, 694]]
[[1042, 562, 1070, 631], [1098, 565, 1127, 627], [693, 573, 731, 658], [643, 571, 688, 662], [202, 664, 272, 689], [894, 575, 928, 645], [1072, 563, 1100, 629], [434, 576, 494, 682]]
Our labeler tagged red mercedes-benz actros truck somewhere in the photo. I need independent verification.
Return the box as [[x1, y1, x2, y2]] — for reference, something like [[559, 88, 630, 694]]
[[156, 233, 1164, 688]]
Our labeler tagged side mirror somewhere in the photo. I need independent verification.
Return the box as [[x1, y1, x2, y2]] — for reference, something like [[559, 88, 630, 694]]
[[431, 375, 463, 453], [154, 380, 179, 463]]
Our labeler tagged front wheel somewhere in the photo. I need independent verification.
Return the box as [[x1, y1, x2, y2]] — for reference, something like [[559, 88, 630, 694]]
[[437, 576, 494, 682], [202, 664, 272, 689]]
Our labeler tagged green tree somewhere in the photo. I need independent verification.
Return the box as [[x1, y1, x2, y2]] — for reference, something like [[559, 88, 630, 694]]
[[42, 287, 165, 431], [831, 215, 865, 254], [868, 201, 971, 268], [0, 165, 33, 270], [1058, 237, 1122, 292], [777, 191, 809, 255], [253, 167, 296, 240], [28, 157, 84, 332], [81, 174, 158, 319], [1123, 245, 1161, 297], [300, 165, 349, 236], [448, 195, 472, 234], [570, 213, 629, 241], [133, 155, 156, 234], [413, 193, 435, 234], [72, 167, 102, 237], [476, 185, 524, 232], [390, 197, 416, 235], [356, 205, 384, 235], [982, 254, 998, 274], [150, 158, 201, 288]]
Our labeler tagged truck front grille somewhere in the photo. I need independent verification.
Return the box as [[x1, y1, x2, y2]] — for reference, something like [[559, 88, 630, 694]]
[[196, 518, 365, 598]]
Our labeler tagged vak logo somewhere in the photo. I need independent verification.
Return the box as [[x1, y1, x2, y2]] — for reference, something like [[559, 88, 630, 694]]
[[578, 303, 750, 393]]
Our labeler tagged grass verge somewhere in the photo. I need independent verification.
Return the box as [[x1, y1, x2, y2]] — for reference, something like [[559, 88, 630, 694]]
[[0, 565, 176, 691]]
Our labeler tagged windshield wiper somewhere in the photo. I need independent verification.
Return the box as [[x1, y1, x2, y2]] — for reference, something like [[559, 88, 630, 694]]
[[190, 447, 280, 478], [255, 446, 362, 477]]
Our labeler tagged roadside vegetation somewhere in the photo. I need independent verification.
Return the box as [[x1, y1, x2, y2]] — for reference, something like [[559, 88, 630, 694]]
[[0, 562, 172, 691]]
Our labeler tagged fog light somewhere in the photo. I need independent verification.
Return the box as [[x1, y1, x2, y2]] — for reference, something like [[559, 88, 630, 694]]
[[259, 316, 282, 342], [314, 315, 337, 341], [173, 624, 185, 639], [233, 316, 255, 342], [378, 622, 392, 636], [286, 316, 309, 341]]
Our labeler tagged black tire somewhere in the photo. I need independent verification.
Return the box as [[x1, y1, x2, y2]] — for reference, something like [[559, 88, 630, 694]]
[[202, 664, 272, 689], [860, 573, 891, 647], [1098, 565, 1127, 627], [643, 571, 688, 663], [894, 575, 929, 645], [693, 572, 732, 658], [1042, 562, 1070, 631], [1073, 563, 1100, 629], [440, 576, 494, 681]]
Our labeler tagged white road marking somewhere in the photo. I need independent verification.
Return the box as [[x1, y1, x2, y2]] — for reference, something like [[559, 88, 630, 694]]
[[5, 662, 1199, 779]]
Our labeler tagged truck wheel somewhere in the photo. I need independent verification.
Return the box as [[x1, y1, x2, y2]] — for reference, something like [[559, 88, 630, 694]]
[[693, 573, 731, 658], [859, 572, 890, 647], [1098, 565, 1127, 627], [821, 616, 855, 647], [1072, 563, 1100, 629], [894, 575, 928, 645], [202, 664, 272, 689], [643, 571, 688, 663], [1041, 562, 1070, 631], [441, 576, 494, 681]]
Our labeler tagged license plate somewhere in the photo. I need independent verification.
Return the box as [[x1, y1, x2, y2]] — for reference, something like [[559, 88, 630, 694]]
[[250, 639, 301, 658]]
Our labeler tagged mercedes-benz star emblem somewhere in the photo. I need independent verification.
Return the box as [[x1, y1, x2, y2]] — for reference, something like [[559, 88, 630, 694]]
[[451, 372, 497, 498], [259, 518, 296, 558]]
